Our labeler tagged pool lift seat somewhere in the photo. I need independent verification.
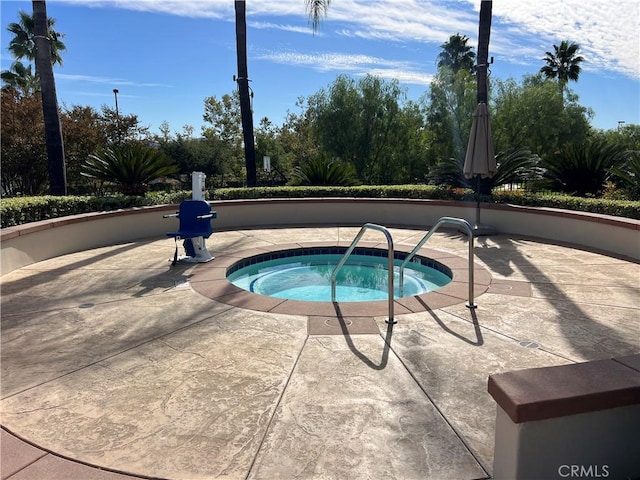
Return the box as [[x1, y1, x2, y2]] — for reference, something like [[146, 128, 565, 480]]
[[164, 200, 217, 265]]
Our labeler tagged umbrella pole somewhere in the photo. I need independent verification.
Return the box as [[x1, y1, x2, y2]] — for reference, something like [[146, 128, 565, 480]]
[[475, 175, 481, 228]]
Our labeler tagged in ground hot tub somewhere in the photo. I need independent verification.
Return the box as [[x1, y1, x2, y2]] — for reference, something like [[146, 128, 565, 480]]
[[227, 247, 452, 302]]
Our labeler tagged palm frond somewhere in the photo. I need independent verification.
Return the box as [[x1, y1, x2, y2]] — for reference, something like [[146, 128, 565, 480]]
[[305, 0, 331, 33], [82, 144, 179, 196]]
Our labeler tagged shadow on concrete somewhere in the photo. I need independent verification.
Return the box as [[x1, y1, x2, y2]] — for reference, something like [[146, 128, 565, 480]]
[[412, 295, 484, 346], [332, 302, 393, 370], [473, 236, 639, 359], [1, 242, 141, 292]]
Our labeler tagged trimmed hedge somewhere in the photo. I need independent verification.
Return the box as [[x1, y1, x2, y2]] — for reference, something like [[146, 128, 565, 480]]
[[492, 191, 640, 219], [211, 184, 477, 201], [0, 191, 191, 228], [1, 186, 639, 228]]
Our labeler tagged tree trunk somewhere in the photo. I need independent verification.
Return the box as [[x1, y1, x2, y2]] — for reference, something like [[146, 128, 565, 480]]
[[33, 0, 67, 195], [234, 0, 257, 187], [476, 0, 492, 105]]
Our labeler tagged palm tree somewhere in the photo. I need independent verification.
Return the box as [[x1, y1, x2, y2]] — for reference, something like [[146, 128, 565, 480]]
[[6, 3, 67, 195], [32, 0, 67, 195], [7, 8, 66, 69], [1, 61, 40, 96], [234, 0, 256, 187], [540, 40, 584, 90], [437, 33, 476, 74]]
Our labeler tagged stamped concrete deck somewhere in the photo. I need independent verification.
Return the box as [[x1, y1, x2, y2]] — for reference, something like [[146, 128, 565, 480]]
[[1, 227, 639, 479]]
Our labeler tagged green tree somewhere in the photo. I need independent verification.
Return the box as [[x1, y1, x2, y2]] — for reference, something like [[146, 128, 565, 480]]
[[278, 97, 319, 173], [437, 33, 476, 74], [60, 105, 107, 191], [0, 88, 48, 195], [309, 74, 417, 183], [160, 135, 225, 188], [540, 40, 584, 90], [202, 91, 244, 185], [591, 124, 640, 152], [424, 68, 477, 167], [255, 116, 292, 185], [491, 74, 592, 159], [99, 105, 150, 146]]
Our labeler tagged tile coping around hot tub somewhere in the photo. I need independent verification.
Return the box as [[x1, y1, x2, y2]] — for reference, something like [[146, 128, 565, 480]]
[[225, 245, 453, 277], [190, 241, 492, 318]]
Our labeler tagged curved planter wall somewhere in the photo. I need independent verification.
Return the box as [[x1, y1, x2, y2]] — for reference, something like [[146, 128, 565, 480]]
[[1, 198, 638, 275]]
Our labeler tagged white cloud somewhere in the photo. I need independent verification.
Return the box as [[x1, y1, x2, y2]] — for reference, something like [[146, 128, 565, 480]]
[[249, 21, 316, 35], [255, 50, 432, 85], [56, 73, 171, 88], [57, 0, 640, 78], [481, 0, 640, 78]]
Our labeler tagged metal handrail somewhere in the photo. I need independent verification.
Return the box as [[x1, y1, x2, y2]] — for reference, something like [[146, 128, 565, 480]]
[[399, 217, 476, 308], [330, 223, 396, 324]]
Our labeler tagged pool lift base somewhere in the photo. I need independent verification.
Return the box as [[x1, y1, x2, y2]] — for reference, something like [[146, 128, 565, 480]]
[[173, 236, 214, 264]]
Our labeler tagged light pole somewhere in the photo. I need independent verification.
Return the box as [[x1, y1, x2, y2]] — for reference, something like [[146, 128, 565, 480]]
[[113, 88, 120, 143], [618, 120, 626, 131], [113, 88, 119, 118]]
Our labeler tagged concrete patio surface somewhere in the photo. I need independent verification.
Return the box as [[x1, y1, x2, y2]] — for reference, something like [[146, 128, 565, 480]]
[[1, 226, 639, 479]]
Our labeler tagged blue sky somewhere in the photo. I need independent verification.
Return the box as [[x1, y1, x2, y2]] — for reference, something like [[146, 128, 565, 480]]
[[2, 0, 639, 136]]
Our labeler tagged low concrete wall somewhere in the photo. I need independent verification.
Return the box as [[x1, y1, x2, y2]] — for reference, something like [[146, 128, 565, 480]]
[[489, 356, 640, 480], [2, 198, 639, 275]]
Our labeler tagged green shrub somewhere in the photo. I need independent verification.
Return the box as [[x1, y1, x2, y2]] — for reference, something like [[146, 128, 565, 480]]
[[492, 191, 640, 218], [81, 144, 179, 196], [609, 151, 640, 200], [542, 140, 626, 196], [0, 191, 191, 228], [291, 157, 359, 186], [211, 184, 476, 201]]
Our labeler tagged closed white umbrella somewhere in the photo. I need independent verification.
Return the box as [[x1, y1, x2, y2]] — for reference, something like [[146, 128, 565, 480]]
[[464, 103, 496, 179], [464, 102, 497, 235]]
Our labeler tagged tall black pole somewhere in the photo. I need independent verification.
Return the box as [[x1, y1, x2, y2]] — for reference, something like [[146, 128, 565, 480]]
[[476, 0, 492, 200], [476, 0, 492, 104], [113, 88, 120, 144], [234, 0, 257, 187], [113, 88, 119, 118]]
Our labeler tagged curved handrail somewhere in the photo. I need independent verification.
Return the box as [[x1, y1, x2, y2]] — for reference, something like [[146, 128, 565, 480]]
[[399, 217, 476, 308], [330, 223, 396, 324]]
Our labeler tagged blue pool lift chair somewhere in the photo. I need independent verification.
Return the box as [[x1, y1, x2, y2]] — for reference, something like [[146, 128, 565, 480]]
[[164, 200, 217, 265]]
